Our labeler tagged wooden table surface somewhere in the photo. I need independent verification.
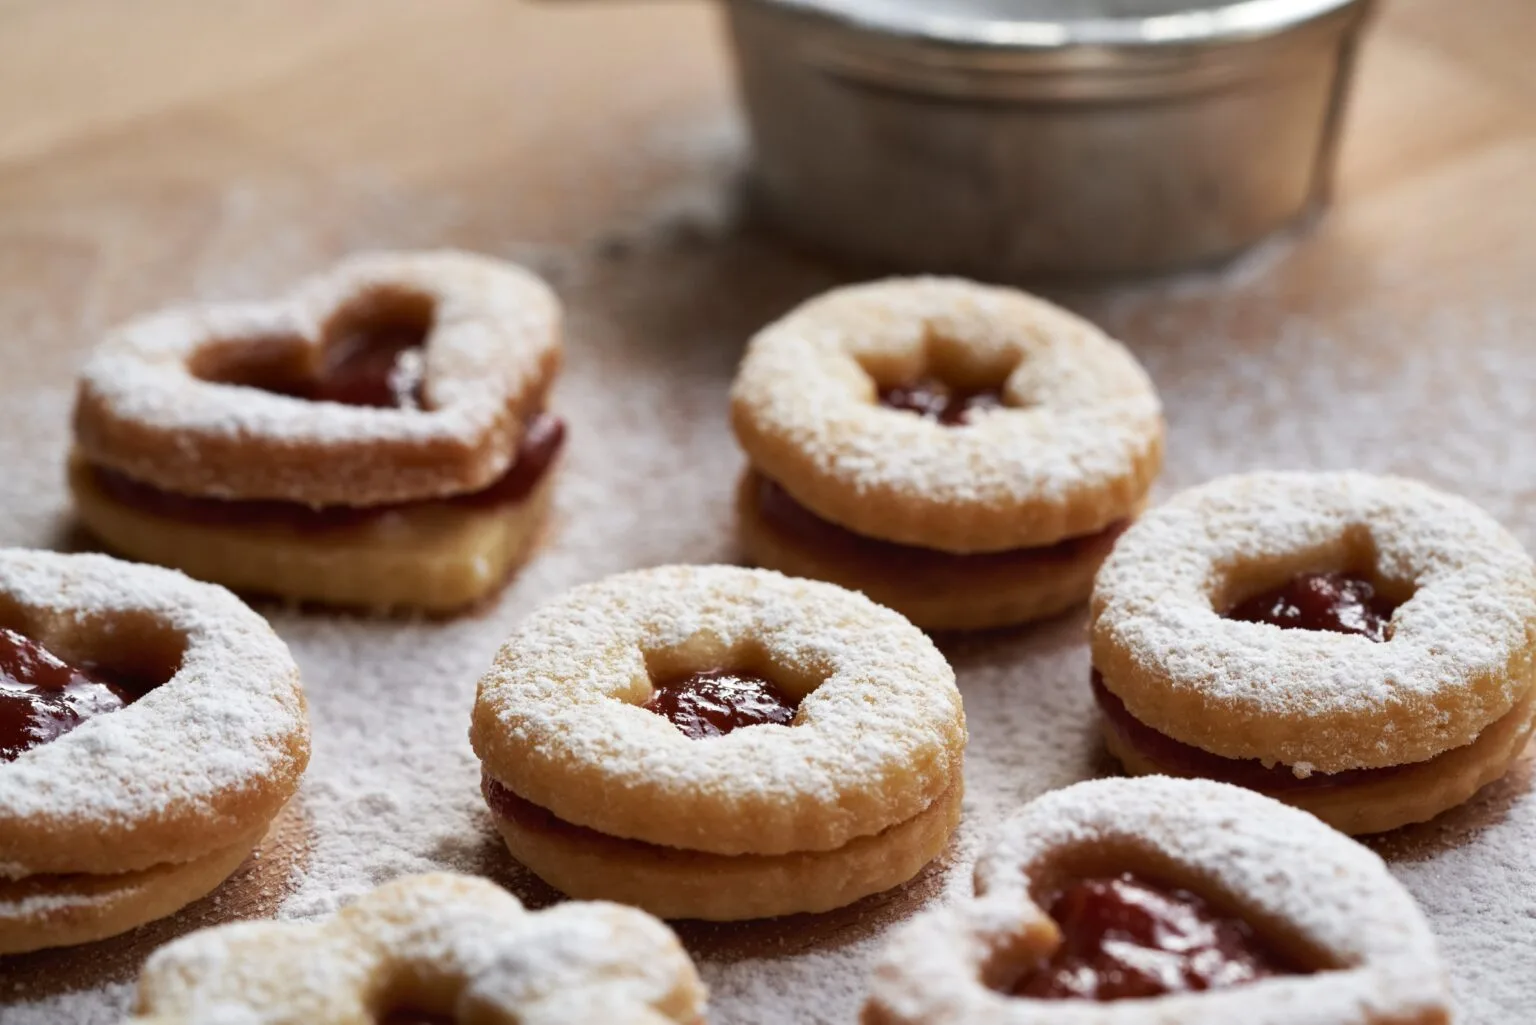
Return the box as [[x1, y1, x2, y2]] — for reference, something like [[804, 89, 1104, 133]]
[[1, 1, 1535, 1023]]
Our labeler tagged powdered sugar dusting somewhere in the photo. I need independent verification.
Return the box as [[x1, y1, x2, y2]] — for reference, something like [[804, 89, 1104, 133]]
[[472, 565, 964, 856], [130, 873, 704, 1024], [867, 777, 1449, 1025], [1090, 471, 1536, 771], [0, 101, 1534, 1025], [730, 277, 1163, 551], [75, 250, 561, 506], [0, 550, 307, 876]]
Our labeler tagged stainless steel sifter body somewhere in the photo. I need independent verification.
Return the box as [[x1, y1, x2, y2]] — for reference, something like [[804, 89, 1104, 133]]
[[724, 0, 1374, 277]]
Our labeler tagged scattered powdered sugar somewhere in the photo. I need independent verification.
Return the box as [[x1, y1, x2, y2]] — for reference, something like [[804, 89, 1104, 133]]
[[1, 102, 1535, 1025]]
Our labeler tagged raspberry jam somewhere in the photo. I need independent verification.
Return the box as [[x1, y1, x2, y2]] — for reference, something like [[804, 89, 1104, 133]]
[[879, 378, 1004, 426], [1013, 872, 1297, 1001], [1226, 572, 1398, 642], [644, 668, 798, 740], [0, 627, 151, 761], [1092, 672, 1401, 793], [272, 320, 426, 409], [90, 413, 565, 530], [754, 475, 1127, 570]]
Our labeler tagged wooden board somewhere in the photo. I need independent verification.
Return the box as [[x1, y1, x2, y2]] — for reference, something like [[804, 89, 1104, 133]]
[[1, 1, 1534, 1022]]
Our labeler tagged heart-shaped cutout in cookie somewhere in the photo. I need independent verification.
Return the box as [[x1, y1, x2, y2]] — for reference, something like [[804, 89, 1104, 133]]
[[1006, 869, 1302, 1000], [863, 776, 1450, 1025], [75, 249, 562, 508], [189, 284, 433, 410]]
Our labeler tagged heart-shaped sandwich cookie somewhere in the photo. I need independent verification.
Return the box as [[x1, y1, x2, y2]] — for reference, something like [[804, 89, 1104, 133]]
[[863, 776, 1450, 1025], [128, 872, 706, 1025], [71, 249, 564, 613], [1090, 471, 1536, 834], [471, 564, 967, 920], [730, 277, 1163, 631], [0, 549, 308, 953]]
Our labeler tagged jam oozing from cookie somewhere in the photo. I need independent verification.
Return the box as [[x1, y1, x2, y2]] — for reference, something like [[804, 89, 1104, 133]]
[[1226, 572, 1399, 642], [1092, 672, 1404, 793], [89, 413, 565, 530], [644, 668, 798, 739], [0, 627, 152, 761], [1012, 872, 1296, 1001], [754, 474, 1128, 570], [879, 378, 1004, 426]]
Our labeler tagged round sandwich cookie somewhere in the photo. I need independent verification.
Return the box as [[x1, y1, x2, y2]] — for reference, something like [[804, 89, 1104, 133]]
[[730, 277, 1163, 630], [470, 564, 967, 920], [0, 548, 309, 954], [1090, 470, 1536, 834]]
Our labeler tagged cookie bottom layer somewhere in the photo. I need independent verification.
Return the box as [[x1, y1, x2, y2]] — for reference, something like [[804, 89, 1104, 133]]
[[69, 453, 556, 614], [0, 826, 265, 954], [1102, 681, 1536, 835], [485, 775, 963, 921], [737, 472, 1126, 631]]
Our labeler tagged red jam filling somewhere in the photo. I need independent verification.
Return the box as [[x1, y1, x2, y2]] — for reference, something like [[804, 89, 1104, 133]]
[[0, 627, 156, 761], [755, 475, 1127, 571], [261, 319, 427, 410], [879, 378, 1004, 426], [481, 774, 640, 846], [1092, 672, 1403, 793], [483, 773, 564, 831], [1095, 574, 1407, 792], [90, 413, 565, 531], [1012, 872, 1298, 1001], [643, 668, 798, 740], [1225, 572, 1399, 642]]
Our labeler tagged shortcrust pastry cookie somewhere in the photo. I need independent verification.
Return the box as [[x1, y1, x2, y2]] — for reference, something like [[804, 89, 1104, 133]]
[[71, 249, 564, 614], [0, 549, 308, 954], [863, 777, 1450, 1025], [730, 277, 1163, 631], [470, 565, 967, 920], [129, 872, 706, 1025], [1091, 471, 1536, 835]]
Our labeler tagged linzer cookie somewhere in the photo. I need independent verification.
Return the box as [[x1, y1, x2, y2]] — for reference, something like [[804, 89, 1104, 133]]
[[0, 549, 308, 954], [863, 777, 1450, 1024], [1090, 471, 1536, 834], [128, 873, 705, 1024], [70, 249, 564, 614], [729, 277, 1163, 631], [470, 565, 966, 920]]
